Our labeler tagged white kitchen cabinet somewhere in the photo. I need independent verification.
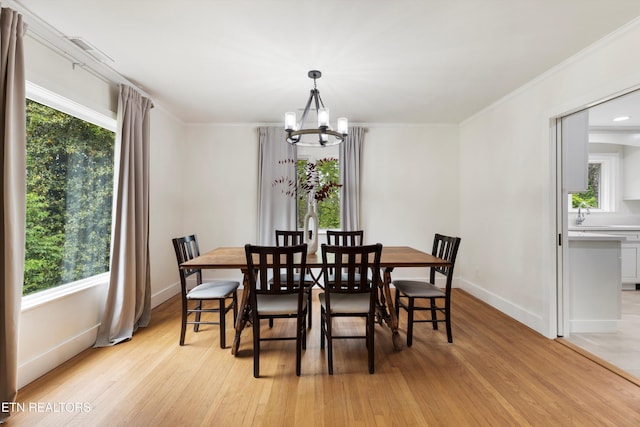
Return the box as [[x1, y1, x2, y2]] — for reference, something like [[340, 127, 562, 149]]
[[569, 227, 640, 289], [567, 233, 623, 333], [623, 146, 640, 200], [562, 110, 589, 192], [621, 243, 639, 285]]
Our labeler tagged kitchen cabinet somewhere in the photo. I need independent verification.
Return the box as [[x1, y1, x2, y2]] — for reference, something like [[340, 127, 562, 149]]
[[623, 146, 640, 199], [567, 232, 624, 333], [569, 227, 640, 289], [608, 232, 640, 289]]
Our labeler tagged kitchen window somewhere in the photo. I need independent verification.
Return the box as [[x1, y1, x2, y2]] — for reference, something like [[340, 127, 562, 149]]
[[569, 153, 617, 212]]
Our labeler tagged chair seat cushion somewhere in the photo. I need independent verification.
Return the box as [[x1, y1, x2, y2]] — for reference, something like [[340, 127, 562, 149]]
[[319, 292, 370, 314], [392, 280, 444, 298], [256, 293, 307, 316], [187, 280, 239, 300]]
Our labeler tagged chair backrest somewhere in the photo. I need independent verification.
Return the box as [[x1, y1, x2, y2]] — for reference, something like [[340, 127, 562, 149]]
[[275, 230, 304, 247], [430, 233, 462, 286], [321, 243, 382, 294], [245, 244, 308, 296], [326, 230, 364, 246], [172, 234, 203, 290]]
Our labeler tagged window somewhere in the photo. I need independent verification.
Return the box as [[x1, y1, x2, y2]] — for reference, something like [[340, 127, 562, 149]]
[[295, 157, 341, 229], [569, 153, 617, 212], [24, 85, 116, 296], [296, 146, 341, 230]]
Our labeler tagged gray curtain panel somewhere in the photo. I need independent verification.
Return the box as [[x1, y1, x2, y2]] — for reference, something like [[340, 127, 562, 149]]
[[257, 127, 296, 245], [95, 85, 153, 347], [0, 7, 26, 423], [340, 127, 364, 231]]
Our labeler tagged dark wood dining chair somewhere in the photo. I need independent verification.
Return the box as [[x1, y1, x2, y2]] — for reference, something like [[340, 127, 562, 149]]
[[326, 230, 364, 246], [275, 230, 315, 328], [245, 243, 308, 378], [326, 230, 365, 282], [393, 233, 461, 345], [319, 243, 382, 374], [172, 234, 239, 348]]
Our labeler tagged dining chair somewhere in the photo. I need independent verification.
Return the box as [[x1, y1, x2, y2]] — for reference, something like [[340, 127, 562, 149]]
[[326, 230, 364, 246], [172, 234, 240, 348], [326, 230, 365, 282], [245, 243, 308, 378], [319, 243, 382, 374], [393, 233, 461, 345], [275, 230, 315, 328]]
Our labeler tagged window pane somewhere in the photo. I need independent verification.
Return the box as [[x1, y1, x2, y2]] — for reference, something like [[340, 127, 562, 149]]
[[296, 158, 341, 229], [571, 163, 600, 209], [24, 99, 115, 295]]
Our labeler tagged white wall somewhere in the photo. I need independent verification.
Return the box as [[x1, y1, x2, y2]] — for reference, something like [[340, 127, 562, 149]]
[[459, 19, 640, 338], [182, 124, 460, 282]]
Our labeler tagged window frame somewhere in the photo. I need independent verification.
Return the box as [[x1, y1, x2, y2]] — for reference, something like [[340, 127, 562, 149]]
[[22, 81, 117, 306]]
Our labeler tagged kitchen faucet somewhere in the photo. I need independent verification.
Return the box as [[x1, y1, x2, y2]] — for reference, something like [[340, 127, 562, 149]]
[[576, 202, 590, 225]]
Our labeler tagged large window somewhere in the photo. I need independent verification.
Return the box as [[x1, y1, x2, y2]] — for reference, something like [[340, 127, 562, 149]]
[[24, 90, 116, 296]]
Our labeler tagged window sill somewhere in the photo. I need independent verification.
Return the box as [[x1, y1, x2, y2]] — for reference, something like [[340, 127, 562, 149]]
[[21, 272, 110, 313]]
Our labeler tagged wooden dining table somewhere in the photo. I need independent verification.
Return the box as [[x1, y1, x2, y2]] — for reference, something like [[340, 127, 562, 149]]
[[180, 245, 451, 354]]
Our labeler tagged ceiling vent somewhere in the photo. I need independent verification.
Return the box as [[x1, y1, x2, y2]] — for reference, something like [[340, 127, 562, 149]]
[[66, 37, 114, 64]]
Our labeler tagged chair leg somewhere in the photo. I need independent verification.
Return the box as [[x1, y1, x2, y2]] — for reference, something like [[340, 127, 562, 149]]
[[430, 298, 438, 330], [320, 307, 326, 350], [368, 312, 375, 374], [307, 289, 313, 329], [219, 298, 226, 349], [326, 313, 334, 375], [407, 297, 414, 347], [180, 299, 188, 346], [296, 316, 303, 376], [303, 312, 308, 351], [194, 300, 202, 332], [445, 300, 453, 343], [232, 291, 238, 327], [253, 318, 260, 378]]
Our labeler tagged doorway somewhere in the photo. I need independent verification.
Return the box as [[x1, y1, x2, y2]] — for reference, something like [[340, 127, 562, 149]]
[[557, 88, 640, 378]]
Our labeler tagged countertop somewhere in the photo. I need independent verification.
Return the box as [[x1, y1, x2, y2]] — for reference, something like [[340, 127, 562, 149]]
[[567, 231, 627, 241], [568, 225, 640, 231]]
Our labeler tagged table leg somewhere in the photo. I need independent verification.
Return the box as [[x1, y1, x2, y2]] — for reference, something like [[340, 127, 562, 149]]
[[231, 269, 250, 356], [376, 267, 402, 351]]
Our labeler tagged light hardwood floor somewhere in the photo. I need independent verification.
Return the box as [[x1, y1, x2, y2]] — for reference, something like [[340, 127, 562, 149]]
[[6, 289, 640, 426]]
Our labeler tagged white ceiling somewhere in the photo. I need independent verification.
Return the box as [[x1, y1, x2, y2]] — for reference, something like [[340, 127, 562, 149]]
[[13, 0, 640, 125]]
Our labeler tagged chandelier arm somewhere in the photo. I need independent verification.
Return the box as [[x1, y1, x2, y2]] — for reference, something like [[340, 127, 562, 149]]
[[298, 89, 315, 132]]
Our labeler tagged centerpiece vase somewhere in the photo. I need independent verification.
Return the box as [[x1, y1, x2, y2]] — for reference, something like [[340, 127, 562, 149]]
[[303, 201, 318, 254]]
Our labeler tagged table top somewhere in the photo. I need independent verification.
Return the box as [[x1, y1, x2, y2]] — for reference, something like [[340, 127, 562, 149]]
[[181, 246, 450, 270]]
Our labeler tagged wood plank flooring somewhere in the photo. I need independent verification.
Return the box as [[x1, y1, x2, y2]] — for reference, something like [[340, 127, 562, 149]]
[[6, 289, 640, 426]]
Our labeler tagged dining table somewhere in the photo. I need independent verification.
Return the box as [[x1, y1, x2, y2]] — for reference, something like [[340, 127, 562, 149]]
[[180, 245, 451, 354]]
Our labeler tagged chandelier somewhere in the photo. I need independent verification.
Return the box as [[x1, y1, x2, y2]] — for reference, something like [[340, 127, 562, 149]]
[[285, 70, 348, 147]]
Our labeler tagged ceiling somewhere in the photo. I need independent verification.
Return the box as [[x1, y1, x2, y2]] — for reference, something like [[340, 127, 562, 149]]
[[12, 0, 640, 125]]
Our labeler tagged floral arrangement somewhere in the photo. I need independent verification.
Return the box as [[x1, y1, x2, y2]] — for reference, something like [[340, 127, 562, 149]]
[[273, 157, 342, 204]]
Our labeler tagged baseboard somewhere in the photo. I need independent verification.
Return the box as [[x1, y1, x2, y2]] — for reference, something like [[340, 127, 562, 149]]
[[18, 325, 99, 389], [151, 281, 180, 309], [458, 278, 545, 335]]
